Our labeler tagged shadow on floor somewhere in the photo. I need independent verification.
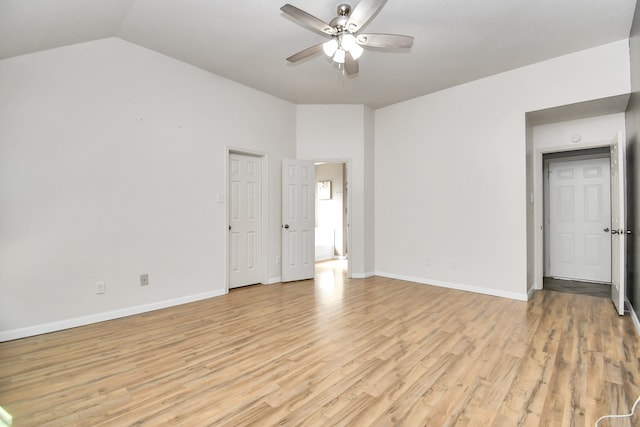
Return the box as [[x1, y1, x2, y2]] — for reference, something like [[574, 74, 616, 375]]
[[543, 277, 610, 298]]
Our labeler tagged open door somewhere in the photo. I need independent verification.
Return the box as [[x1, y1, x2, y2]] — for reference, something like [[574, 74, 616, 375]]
[[610, 131, 627, 316], [282, 159, 315, 282]]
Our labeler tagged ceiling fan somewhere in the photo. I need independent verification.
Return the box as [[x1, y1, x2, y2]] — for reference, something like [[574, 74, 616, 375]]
[[280, 0, 414, 76]]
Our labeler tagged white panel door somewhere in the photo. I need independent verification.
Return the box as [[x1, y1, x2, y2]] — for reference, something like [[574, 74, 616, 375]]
[[548, 157, 611, 282], [229, 153, 261, 289], [282, 159, 315, 282], [610, 131, 627, 316]]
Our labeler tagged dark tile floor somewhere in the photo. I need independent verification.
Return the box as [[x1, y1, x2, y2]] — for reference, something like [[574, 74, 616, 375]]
[[543, 276, 611, 298]]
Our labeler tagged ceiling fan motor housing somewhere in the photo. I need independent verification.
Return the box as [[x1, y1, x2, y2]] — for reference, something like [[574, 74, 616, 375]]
[[330, 16, 350, 31]]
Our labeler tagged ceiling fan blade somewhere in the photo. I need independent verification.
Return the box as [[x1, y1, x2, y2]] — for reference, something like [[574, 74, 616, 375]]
[[357, 33, 414, 48], [281, 4, 335, 35], [346, 0, 388, 32], [286, 43, 325, 63], [345, 53, 359, 76]]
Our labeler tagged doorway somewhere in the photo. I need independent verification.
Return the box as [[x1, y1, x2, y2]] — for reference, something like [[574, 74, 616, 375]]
[[543, 148, 612, 290], [314, 162, 349, 276]]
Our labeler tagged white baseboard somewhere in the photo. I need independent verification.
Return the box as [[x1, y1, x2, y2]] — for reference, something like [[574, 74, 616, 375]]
[[527, 285, 536, 301], [626, 298, 640, 336], [351, 271, 375, 279], [0, 289, 227, 342], [375, 271, 529, 301], [267, 277, 282, 284]]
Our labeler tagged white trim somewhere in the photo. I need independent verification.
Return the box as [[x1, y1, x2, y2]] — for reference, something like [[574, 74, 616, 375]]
[[351, 271, 375, 279], [527, 286, 536, 301], [267, 277, 282, 284], [0, 290, 226, 342], [627, 298, 640, 336], [262, 155, 270, 286], [376, 271, 529, 301]]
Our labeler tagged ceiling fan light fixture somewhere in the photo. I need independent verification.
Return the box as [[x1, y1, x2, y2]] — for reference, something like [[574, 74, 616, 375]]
[[341, 33, 356, 50], [333, 48, 346, 64], [323, 39, 338, 57], [349, 44, 364, 60], [341, 34, 364, 59]]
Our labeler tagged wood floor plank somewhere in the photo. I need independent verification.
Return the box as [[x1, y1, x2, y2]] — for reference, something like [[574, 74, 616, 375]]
[[1, 261, 640, 426]]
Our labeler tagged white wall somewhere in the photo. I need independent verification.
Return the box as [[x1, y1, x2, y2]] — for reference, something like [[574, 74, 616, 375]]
[[0, 38, 296, 340], [533, 114, 626, 150], [296, 105, 375, 277], [626, 2, 640, 326], [363, 107, 375, 274], [375, 40, 631, 300], [1, 36, 632, 340]]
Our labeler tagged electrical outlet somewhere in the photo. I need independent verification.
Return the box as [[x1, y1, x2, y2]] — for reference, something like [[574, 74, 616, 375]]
[[96, 281, 106, 294], [140, 274, 149, 286]]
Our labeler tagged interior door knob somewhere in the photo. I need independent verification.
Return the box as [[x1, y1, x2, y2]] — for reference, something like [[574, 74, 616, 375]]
[[283, 224, 290, 229], [612, 229, 619, 235], [604, 228, 610, 232]]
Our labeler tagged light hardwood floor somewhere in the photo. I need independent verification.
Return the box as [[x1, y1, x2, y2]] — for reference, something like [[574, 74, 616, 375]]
[[2, 262, 640, 426]]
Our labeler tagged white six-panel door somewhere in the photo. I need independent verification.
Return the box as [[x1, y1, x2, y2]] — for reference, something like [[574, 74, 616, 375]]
[[229, 153, 262, 289], [282, 159, 315, 282], [548, 157, 611, 282], [610, 132, 627, 316]]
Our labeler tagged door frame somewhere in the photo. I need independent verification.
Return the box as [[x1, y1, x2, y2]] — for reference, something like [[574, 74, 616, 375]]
[[225, 147, 269, 292], [313, 158, 352, 279], [543, 153, 612, 282], [533, 140, 616, 290]]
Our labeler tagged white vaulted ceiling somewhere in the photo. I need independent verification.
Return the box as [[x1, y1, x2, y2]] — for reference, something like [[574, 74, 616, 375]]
[[0, 0, 636, 108]]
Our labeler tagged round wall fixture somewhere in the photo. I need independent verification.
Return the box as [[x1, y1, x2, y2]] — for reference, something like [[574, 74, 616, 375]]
[[571, 134, 581, 143]]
